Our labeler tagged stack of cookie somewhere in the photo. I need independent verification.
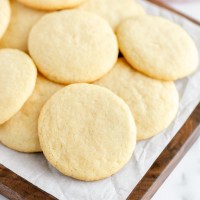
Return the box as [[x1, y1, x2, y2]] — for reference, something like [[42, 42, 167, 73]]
[[0, 0, 198, 181]]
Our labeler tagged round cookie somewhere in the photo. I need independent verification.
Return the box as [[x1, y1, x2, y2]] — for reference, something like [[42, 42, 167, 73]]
[[0, 0, 11, 39], [0, 49, 37, 125], [95, 59, 179, 140], [117, 15, 199, 81], [0, 0, 46, 52], [79, 0, 145, 30], [0, 75, 63, 153], [29, 10, 118, 84], [38, 84, 136, 181], [17, 0, 86, 11]]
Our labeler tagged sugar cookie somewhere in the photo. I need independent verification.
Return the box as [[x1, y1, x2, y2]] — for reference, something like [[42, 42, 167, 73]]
[[117, 16, 199, 81], [17, 0, 86, 11], [79, 0, 145, 30], [29, 10, 118, 84], [0, 0, 11, 39], [38, 84, 136, 181], [0, 75, 63, 152], [95, 59, 179, 140], [0, 0, 45, 52], [0, 49, 37, 125]]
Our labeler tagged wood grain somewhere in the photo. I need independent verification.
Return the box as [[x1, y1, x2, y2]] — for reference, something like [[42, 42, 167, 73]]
[[147, 0, 200, 26], [0, 164, 57, 200], [127, 103, 200, 200], [0, 1, 200, 200], [127, 2, 200, 199]]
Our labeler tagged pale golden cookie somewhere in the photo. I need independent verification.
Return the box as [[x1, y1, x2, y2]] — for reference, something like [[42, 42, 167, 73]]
[[117, 15, 199, 81], [0, 49, 37, 125], [28, 10, 118, 84], [38, 84, 136, 181], [0, 0, 45, 52], [17, 0, 86, 11], [79, 0, 145, 30], [95, 59, 179, 140], [0, 0, 10, 39], [0, 75, 63, 153]]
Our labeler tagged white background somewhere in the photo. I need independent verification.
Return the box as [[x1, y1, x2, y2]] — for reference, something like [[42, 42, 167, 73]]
[[1, 1, 200, 200], [152, 1, 200, 200]]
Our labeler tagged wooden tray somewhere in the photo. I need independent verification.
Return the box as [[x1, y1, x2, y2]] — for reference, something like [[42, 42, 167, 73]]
[[1, 1, 200, 200]]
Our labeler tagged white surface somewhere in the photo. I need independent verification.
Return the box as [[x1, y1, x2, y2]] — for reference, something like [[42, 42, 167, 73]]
[[1, 2, 200, 200], [0, 195, 6, 200], [152, 1, 200, 200], [168, 0, 200, 21], [153, 133, 200, 200]]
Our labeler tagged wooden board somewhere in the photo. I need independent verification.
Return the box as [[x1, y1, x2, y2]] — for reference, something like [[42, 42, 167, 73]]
[[127, 103, 200, 200], [1, 1, 200, 199], [0, 164, 57, 200]]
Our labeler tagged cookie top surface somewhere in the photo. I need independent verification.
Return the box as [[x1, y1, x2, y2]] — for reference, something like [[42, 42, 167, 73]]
[[38, 83, 136, 181], [17, 0, 86, 11], [0, 0, 11, 39], [117, 15, 199, 81], [0, 49, 37, 125], [79, 0, 145, 30], [0, 1, 45, 52], [28, 10, 118, 84], [95, 59, 179, 140], [0, 75, 63, 153]]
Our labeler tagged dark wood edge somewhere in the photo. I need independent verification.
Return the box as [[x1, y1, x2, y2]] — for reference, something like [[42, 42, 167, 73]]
[[0, 1, 200, 200], [0, 164, 57, 200], [127, 1, 200, 200], [147, 0, 200, 26], [127, 103, 200, 200]]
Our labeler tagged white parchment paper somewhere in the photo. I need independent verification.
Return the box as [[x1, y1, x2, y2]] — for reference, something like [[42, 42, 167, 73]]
[[1, 1, 200, 200]]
